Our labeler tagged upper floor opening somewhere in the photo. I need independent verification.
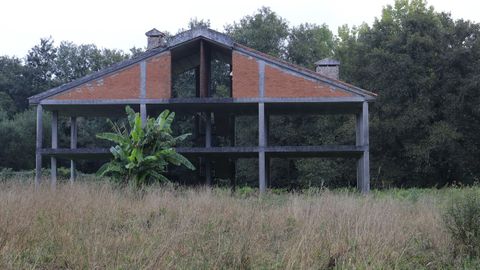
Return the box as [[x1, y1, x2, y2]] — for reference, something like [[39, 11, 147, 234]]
[[171, 38, 232, 98]]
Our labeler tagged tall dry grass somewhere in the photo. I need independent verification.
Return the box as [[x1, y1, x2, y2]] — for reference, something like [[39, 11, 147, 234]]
[[0, 179, 459, 269]]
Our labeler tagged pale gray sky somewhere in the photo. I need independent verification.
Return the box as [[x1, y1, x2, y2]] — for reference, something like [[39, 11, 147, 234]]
[[1, 0, 479, 58]]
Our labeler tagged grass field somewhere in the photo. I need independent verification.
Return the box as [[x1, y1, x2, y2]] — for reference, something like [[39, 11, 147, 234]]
[[0, 177, 478, 269]]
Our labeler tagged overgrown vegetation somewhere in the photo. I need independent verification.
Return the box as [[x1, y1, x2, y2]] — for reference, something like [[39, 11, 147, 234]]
[[96, 107, 194, 187], [444, 188, 480, 258], [1, 179, 479, 269]]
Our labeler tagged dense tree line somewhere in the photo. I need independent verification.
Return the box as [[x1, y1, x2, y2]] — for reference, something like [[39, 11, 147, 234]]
[[0, 0, 479, 187]]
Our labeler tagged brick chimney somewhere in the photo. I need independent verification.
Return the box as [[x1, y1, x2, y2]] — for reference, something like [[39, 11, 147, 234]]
[[314, 58, 340, 80], [145, 28, 166, 50]]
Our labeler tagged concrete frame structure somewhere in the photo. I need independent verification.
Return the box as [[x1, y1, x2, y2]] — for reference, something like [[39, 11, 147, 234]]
[[29, 27, 376, 193]]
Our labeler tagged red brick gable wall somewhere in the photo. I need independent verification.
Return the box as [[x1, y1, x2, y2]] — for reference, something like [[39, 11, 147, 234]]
[[264, 64, 353, 98], [146, 52, 171, 99], [51, 64, 141, 100], [232, 51, 259, 98]]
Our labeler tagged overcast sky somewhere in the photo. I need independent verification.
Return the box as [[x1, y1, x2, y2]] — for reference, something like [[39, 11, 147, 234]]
[[1, 0, 479, 58]]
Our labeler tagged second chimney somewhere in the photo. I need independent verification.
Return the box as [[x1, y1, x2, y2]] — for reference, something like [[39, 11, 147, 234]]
[[315, 58, 340, 80], [145, 28, 166, 50]]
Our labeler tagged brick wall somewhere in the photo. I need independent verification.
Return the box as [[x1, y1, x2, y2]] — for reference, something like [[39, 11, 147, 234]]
[[51, 64, 141, 100], [232, 51, 259, 98], [264, 64, 352, 98], [146, 52, 171, 99]]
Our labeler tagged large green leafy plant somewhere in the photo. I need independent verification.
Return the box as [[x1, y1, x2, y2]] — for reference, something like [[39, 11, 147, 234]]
[[96, 106, 195, 187]]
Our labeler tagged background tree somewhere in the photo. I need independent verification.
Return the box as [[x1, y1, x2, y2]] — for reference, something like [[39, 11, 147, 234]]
[[287, 23, 335, 68], [225, 7, 289, 58]]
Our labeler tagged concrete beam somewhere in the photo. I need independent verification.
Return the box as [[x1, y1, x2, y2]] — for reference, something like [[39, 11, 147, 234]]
[[40, 96, 367, 106], [35, 105, 43, 188], [41, 145, 365, 160], [51, 110, 58, 190], [70, 116, 77, 183]]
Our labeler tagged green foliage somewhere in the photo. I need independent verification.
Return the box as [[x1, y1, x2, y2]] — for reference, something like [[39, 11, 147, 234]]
[[0, 56, 31, 111], [96, 107, 195, 188], [0, 108, 50, 170], [443, 188, 480, 258], [235, 186, 256, 198], [225, 7, 289, 58], [336, 0, 480, 186], [55, 41, 128, 84], [287, 23, 335, 68]]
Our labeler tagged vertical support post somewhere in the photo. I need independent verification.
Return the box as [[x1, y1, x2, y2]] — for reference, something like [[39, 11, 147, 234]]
[[140, 104, 147, 127], [229, 113, 236, 191], [205, 111, 212, 186], [140, 61, 147, 127], [356, 101, 370, 194], [265, 111, 270, 188], [230, 158, 236, 192], [258, 103, 266, 193], [258, 60, 267, 193], [70, 116, 77, 183], [205, 112, 212, 148], [51, 110, 58, 190], [200, 39, 212, 186], [35, 104, 43, 188], [199, 40, 210, 98]]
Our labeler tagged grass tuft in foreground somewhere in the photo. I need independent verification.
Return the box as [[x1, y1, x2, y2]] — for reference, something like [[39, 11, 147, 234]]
[[0, 179, 478, 269]]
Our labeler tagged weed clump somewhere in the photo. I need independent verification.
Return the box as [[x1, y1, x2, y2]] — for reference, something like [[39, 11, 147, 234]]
[[443, 188, 480, 258]]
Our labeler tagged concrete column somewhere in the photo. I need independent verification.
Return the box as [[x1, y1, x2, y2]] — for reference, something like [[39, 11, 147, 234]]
[[356, 101, 370, 194], [205, 111, 212, 185], [199, 40, 210, 98], [140, 60, 147, 128], [51, 110, 58, 190], [70, 116, 77, 183], [140, 104, 147, 127], [258, 103, 267, 193], [35, 105, 43, 188], [265, 112, 270, 188], [205, 112, 212, 148], [258, 60, 267, 193]]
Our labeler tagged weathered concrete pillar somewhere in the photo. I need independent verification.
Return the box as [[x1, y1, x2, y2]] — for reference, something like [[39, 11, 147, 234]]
[[51, 110, 58, 189], [140, 60, 147, 128], [35, 105, 43, 188], [140, 104, 147, 127], [199, 39, 212, 186], [230, 114, 236, 190], [356, 101, 370, 194], [205, 111, 212, 185], [258, 60, 267, 193], [70, 116, 77, 183], [258, 103, 267, 193]]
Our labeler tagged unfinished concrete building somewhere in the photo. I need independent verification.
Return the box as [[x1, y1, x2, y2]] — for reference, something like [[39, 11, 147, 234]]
[[28, 27, 376, 193]]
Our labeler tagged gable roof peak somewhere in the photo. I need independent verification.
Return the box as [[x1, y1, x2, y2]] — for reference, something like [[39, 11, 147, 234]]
[[145, 28, 165, 37]]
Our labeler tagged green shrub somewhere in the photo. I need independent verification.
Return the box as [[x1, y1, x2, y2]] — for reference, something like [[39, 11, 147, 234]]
[[96, 106, 195, 188], [443, 188, 480, 257]]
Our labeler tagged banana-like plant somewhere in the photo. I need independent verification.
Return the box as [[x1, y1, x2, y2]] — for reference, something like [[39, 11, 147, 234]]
[[96, 106, 195, 187]]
